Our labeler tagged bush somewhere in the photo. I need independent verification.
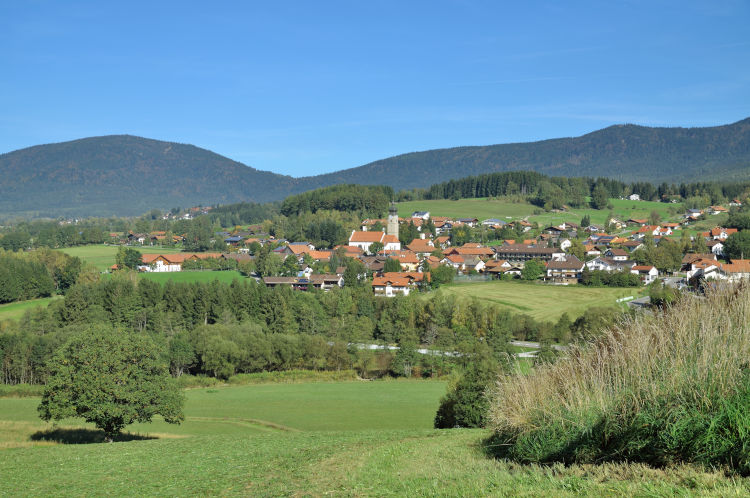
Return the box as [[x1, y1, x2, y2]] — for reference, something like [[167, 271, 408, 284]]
[[435, 350, 498, 428], [487, 283, 750, 473]]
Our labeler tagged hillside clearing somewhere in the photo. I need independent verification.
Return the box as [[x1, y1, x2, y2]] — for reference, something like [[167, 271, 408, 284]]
[[138, 270, 246, 285], [0, 297, 61, 322], [58, 244, 184, 271], [398, 197, 684, 227], [439, 281, 642, 321]]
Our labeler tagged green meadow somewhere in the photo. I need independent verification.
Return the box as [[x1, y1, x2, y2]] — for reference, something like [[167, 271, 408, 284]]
[[440, 281, 643, 320], [398, 197, 684, 227], [138, 270, 246, 285], [58, 244, 184, 271], [0, 381, 446, 448], [2, 380, 745, 496], [0, 297, 61, 322]]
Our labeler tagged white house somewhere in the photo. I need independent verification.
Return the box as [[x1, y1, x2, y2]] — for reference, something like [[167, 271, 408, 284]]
[[372, 276, 411, 297], [631, 265, 658, 284], [348, 231, 400, 253], [628, 193, 641, 201]]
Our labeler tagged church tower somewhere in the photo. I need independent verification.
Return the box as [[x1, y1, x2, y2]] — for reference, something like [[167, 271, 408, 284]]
[[387, 202, 399, 239]]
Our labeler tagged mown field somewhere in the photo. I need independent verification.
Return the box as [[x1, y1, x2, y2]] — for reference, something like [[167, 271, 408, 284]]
[[58, 244, 184, 271], [0, 297, 61, 322], [440, 281, 643, 320], [0, 381, 447, 448], [139, 270, 247, 285], [1, 380, 745, 496], [398, 197, 684, 227]]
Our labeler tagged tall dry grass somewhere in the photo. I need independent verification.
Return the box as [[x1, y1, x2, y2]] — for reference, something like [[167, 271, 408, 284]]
[[488, 282, 750, 470]]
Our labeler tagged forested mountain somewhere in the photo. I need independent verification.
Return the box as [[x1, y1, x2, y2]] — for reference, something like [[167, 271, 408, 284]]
[[2, 118, 749, 218], [0, 135, 304, 218], [301, 117, 750, 190]]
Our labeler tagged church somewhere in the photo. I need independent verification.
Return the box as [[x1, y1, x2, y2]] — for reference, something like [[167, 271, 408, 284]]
[[347, 202, 401, 253]]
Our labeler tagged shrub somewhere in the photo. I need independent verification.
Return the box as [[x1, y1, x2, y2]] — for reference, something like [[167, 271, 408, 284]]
[[435, 350, 498, 428], [487, 283, 750, 473]]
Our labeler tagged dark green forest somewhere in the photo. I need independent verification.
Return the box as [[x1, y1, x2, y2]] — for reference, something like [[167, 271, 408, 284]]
[[0, 269, 621, 385]]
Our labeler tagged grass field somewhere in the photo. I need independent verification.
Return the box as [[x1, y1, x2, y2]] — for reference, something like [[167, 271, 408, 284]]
[[0, 381, 447, 448], [58, 244, 184, 271], [0, 297, 61, 322], [1, 381, 744, 496], [139, 270, 246, 285], [440, 281, 643, 320], [398, 197, 684, 227]]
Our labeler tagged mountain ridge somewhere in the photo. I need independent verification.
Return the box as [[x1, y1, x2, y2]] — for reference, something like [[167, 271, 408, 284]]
[[2, 118, 749, 218]]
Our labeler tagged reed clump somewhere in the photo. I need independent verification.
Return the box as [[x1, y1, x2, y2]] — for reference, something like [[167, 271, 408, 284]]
[[488, 282, 750, 473]]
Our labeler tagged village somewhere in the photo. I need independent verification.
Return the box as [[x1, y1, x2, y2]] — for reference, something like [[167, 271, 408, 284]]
[[116, 198, 749, 298]]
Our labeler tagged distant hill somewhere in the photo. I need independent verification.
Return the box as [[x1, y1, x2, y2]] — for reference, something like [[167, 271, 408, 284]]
[[0, 135, 304, 218], [301, 117, 750, 190], [2, 118, 750, 218]]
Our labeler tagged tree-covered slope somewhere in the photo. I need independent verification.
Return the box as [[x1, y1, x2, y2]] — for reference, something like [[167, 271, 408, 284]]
[[2, 118, 750, 218], [301, 117, 750, 189], [0, 135, 303, 218]]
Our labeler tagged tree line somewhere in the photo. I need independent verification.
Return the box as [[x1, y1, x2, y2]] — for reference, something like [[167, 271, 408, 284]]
[[0, 273, 624, 385]]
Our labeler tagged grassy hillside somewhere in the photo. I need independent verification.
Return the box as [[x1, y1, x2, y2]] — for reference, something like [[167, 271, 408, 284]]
[[439, 282, 641, 321], [398, 197, 683, 227], [139, 270, 246, 285]]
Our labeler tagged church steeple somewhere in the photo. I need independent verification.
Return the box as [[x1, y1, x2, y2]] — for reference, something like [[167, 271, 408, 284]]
[[387, 202, 399, 240]]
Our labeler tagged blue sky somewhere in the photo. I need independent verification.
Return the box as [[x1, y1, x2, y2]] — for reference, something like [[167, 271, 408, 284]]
[[1, 1, 749, 177]]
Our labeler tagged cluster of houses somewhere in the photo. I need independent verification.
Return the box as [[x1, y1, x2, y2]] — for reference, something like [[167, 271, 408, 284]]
[[119, 201, 749, 296]]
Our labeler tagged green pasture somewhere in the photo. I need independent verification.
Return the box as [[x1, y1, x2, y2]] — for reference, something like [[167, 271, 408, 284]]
[[0, 380, 446, 448], [398, 197, 684, 228], [0, 297, 61, 322], [138, 270, 246, 285], [58, 244, 184, 271], [398, 198, 539, 221], [440, 281, 643, 321]]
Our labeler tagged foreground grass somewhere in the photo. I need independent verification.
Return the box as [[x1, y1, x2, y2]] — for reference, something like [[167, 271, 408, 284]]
[[2, 379, 747, 495], [58, 244, 184, 271], [490, 283, 750, 472], [440, 281, 642, 320], [0, 296, 61, 322], [2, 429, 747, 496]]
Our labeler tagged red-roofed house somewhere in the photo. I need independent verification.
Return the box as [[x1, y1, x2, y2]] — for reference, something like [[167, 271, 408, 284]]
[[372, 276, 412, 297], [348, 231, 401, 253], [631, 265, 658, 284]]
